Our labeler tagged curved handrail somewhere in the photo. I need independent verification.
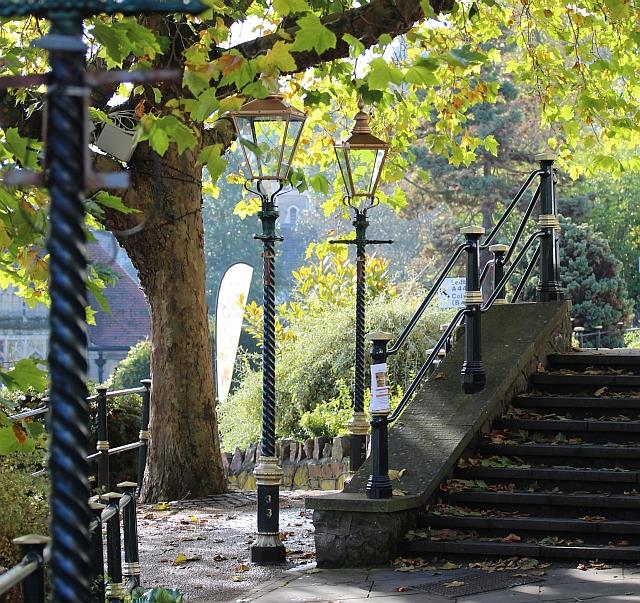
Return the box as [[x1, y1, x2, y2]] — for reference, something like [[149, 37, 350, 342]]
[[0, 545, 51, 596], [482, 231, 544, 311], [387, 243, 467, 356], [481, 170, 542, 248], [512, 244, 541, 302], [388, 308, 466, 423]]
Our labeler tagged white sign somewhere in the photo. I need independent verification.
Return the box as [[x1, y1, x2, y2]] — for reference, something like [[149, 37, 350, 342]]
[[215, 263, 254, 404], [370, 362, 390, 413], [437, 277, 466, 309]]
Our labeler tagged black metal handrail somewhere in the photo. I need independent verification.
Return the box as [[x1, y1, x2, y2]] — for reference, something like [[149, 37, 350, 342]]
[[10, 381, 151, 492], [0, 541, 51, 598]]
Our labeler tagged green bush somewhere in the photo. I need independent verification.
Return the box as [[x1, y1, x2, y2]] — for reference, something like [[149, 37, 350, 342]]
[[0, 445, 49, 595], [524, 216, 633, 347], [219, 294, 454, 450], [109, 340, 151, 390]]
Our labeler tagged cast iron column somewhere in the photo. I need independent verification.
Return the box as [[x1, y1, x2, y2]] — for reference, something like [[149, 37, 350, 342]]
[[251, 188, 286, 564], [536, 153, 563, 301], [365, 332, 393, 499], [489, 244, 508, 304], [13, 535, 50, 603], [460, 226, 486, 394], [331, 210, 392, 472], [40, 16, 93, 603]]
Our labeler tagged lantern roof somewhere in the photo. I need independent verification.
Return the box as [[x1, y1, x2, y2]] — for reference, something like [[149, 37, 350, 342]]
[[231, 94, 306, 121], [336, 98, 389, 150]]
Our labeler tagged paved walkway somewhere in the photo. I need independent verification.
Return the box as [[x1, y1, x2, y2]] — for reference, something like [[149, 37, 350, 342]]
[[241, 563, 640, 602]]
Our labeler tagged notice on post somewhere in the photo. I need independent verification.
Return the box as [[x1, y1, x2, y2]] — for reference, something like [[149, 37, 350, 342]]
[[370, 362, 390, 413]]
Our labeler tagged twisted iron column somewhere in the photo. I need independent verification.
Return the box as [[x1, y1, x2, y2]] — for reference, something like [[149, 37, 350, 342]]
[[331, 209, 391, 472], [251, 186, 285, 564], [38, 16, 93, 603]]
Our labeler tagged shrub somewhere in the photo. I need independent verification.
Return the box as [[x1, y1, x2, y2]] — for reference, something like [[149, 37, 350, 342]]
[[219, 294, 454, 450], [109, 340, 150, 390], [0, 445, 49, 602]]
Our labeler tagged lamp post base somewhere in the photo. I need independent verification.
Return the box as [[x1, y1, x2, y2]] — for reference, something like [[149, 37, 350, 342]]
[[251, 532, 286, 564], [366, 474, 393, 499], [461, 361, 486, 394]]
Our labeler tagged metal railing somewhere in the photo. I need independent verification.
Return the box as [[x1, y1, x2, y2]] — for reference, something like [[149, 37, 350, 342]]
[[1, 380, 151, 602], [363, 153, 562, 499]]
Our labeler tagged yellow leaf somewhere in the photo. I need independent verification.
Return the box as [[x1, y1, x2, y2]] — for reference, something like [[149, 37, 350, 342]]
[[444, 580, 465, 588], [258, 41, 297, 74], [155, 502, 170, 511]]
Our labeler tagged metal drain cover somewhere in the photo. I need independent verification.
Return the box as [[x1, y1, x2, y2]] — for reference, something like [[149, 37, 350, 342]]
[[414, 572, 543, 598]]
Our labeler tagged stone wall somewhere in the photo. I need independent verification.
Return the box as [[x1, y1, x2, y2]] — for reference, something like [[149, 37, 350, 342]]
[[222, 436, 352, 491]]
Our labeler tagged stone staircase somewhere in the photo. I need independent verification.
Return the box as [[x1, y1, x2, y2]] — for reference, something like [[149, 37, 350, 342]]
[[402, 349, 640, 561]]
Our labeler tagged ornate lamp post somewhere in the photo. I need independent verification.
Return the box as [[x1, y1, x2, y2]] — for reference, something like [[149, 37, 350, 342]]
[[331, 99, 391, 473], [0, 1, 205, 601], [230, 94, 306, 564]]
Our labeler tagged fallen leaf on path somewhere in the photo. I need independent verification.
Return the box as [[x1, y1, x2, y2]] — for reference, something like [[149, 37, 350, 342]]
[[172, 553, 201, 565], [444, 580, 465, 588]]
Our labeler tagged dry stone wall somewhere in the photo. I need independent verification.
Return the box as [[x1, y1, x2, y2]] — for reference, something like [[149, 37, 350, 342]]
[[222, 436, 354, 491]]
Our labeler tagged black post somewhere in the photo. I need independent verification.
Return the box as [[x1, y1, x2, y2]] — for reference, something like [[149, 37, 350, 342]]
[[251, 186, 286, 565], [97, 386, 110, 493], [89, 501, 106, 603], [460, 226, 486, 394], [118, 482, 141, 589], [104, 492, 124, 603], [38, 16, 93, 603], [489, 244, 508, 304], [536, 153, 563, 302], [574, 326, 585, 348], [595, 325, 603, 349], [365, 332, 393, 499], [13, 535, 49, 603], [136, 379, 151, 496]]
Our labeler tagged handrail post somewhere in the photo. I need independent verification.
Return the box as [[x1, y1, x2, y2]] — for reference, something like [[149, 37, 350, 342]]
[[574, 326, 585, 348], [595, 325, 603, 349], [103, 492, 125, 603], [89, 501, 106, 603], [97, 386, 110, 493], [461, 226, 486, 394], [536, 152, 563, 301], [118, 482, 141, 589], [137, 379, 151, 497], [489, 244, 509, 304], [365, 332, 393, 499], [13, 535, 49, 603]]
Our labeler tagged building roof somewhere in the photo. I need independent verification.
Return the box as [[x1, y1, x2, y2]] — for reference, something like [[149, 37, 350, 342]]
[[87, 240, 150, 349]]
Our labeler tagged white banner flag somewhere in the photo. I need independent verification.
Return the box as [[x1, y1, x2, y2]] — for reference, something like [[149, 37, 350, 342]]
[[215, 263, 253, 404], [370, 362, 390, 413]]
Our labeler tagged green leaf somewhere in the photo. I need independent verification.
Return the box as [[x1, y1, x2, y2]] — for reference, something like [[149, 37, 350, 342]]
[[309, 173, 329, 194], [342, 33, 364, 59], [138, 115, 198, 156], [273, 0, 310, 16], [292, 14, 337, 55], [1, 359, 47, 392], [367, 58, 403, 90], [94, 192, 140, 215], [199, 144, 228, 182], [404, 57, 439, 86]]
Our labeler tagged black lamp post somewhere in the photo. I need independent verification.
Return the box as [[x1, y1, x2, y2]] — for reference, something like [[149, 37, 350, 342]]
[[331, 99, 391, 473], [230, 94, 306, 564], [0, 1, 206, 601]]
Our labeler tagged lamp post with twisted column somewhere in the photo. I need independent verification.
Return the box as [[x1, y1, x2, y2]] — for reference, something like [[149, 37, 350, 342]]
[[332, 99, 391, 473], [230, 95, 307, 564], [0, 2, 205, 600]]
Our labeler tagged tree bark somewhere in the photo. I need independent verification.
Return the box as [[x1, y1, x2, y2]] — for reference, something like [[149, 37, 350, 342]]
[[108, 142, 226, 501]]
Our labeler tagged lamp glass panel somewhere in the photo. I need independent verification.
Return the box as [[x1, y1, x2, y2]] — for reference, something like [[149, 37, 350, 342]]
[[335, 146, 351, 196], [278, 119, 303, 179], [236, 115, 288, 178], [348, 148, 380, 196]]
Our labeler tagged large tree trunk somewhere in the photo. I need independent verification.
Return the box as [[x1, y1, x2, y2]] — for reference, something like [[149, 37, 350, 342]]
[[111, 142, 226, 501]]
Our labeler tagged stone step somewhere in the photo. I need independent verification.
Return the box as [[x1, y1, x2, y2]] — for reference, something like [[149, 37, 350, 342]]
[[513, 395, 640, 410], [549, 352, 640, 372], [479, 442, 640, 460], [402, 539, 640, 560], [494, 418, 640, 433], [531, 373, 640, 393], [448, 490, 640, 509], [456, 466, 640, 484], [423, 514, 640, 535]]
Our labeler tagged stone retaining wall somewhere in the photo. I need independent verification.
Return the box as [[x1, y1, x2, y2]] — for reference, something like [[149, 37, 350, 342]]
[[222, 436, 353, 491]]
